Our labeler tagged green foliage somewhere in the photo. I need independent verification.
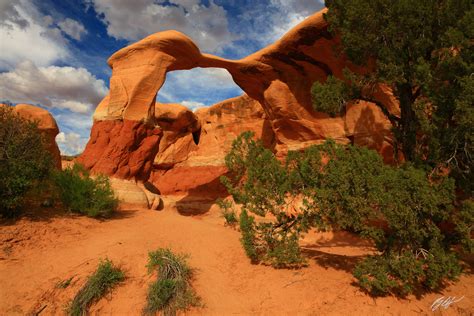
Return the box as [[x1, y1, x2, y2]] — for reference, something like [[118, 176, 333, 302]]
[[223, 132, 470, 295], [315, 0, 473, 190], [53, 164, 118, 218], [144, 248, 199, 316], [0, 106, 53, 217], [354, 248, 461, 296], [68, 259, 124, 316], [222, 132, 308, 268], [311, 75, 352, 117], [239, 209, 259, 263], [452, 200, 474, 253], [217, 198, 238, 227]]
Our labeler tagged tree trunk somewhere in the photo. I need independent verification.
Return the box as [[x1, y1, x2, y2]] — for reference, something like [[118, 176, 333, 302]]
[[397, 83, 417, 162]]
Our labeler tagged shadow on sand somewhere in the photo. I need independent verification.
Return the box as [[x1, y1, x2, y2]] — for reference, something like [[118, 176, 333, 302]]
[[174, 173, 228, 216], [0, 199, 139, 226]]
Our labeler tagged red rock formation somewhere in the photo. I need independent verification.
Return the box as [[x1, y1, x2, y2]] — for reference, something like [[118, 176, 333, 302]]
[[1, 103, 61, 169], [81, 8, 398, 198], [77, 120, 161, 180], [150, 95, 274, 197]]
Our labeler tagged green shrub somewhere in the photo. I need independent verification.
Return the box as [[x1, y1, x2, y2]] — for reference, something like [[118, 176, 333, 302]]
[[221, 132, 308, 268], [53, 164, 118, 218], [144, 248, 199, 316], [0, 106, 53, 217], [68, 259, 124, 316], [354, 247, 462, 296], [217, 199, 238, 226], [222, 131, 470, 295], [239, 209, 259, 263]]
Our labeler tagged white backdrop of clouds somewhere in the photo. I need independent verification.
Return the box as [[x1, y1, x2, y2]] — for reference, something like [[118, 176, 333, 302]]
[[0, 0, 70, 69], [0, 0, 98, 155], [88, 0, 238, 53], [56, 131, 89, 156], [0, 60, 108, 113], [157, 67, 243, 108]]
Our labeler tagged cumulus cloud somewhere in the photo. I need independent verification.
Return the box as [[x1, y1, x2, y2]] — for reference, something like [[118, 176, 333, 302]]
[[233, 0, 324, 51], [157, 67, 243, 108], [0, 0, 69, 70], [56, 131, 89, 156], [0, 60, 108, 113], [268, 0, 325, 40], [0, 0, 29, 30], [58, 18, 87, 40], [88, 0, 238, 53]]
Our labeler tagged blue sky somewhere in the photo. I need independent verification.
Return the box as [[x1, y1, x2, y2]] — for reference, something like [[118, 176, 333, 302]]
[[0, 0, 323, 155]]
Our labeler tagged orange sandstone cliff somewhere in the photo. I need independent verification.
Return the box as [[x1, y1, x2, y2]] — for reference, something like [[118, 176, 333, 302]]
[[79, 9, 398, 201]]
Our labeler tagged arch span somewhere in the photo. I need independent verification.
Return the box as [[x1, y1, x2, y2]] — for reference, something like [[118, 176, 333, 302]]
[[79, 8, 397, 200]]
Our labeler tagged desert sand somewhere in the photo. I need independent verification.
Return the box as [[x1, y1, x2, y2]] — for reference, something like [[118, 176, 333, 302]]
[[1, 198, 472, 315]]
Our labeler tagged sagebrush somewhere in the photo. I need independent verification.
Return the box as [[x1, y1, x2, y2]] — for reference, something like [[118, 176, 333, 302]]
[[68, 259, 124, 316], [144, 248, 200, 316], [53, 164, 118, 218], [217, 198, 238, 227]]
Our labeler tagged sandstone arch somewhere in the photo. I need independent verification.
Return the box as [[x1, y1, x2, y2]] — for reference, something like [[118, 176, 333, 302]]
[[79, 8, 398, 201]]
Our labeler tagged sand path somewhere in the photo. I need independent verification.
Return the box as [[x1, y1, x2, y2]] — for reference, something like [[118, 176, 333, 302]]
[[1, 198, 472, 315]]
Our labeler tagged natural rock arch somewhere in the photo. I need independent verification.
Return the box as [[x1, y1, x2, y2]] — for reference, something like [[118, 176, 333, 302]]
[[78, 8, 398, 203]]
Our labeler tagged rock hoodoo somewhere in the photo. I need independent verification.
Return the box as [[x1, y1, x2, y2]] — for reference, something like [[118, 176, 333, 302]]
[[80, 8, 398, 200], [1, 103, 62, 169]]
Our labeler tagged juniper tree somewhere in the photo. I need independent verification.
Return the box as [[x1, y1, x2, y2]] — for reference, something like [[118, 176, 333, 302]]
[[313, 0, 473, 190]]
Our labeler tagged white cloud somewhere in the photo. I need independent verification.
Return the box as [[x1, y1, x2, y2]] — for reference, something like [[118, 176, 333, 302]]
[[0, 60, 108, 113], [181, 100, 206, 111], [56, 131, 89, 156], [0, 0, 29, 30], [267, 0, 325, 41], [234, 0, 324, 49], [0, 0, 69, 70], [166, 68, 237, 91], [88, 0, 238, 53], [157, 67, 243, 108], [55, 111, 94, 132], [58, 18, 87, 41]]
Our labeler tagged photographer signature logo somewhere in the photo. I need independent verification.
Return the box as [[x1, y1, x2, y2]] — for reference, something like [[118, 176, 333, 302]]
[[431, 296, 464, 311]]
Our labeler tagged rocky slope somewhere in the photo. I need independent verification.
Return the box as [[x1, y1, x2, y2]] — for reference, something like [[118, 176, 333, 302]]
[[79, 8, 398, 200]]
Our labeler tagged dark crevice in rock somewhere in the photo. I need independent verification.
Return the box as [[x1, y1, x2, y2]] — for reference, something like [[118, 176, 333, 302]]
[[287, 51, 332, 76], [192, 127, 201, 145]]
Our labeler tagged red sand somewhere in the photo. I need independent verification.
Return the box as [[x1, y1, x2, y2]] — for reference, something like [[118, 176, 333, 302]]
[[1, 197, 472, 315]]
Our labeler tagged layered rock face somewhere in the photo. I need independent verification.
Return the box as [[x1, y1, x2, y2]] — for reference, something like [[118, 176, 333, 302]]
[[1, 103, 61, 169], [81, 8, 398, 199], [150, 95, 274, 197]]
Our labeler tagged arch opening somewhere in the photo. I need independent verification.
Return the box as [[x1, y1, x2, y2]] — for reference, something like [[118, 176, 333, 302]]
[[155, 67, 244, 112]]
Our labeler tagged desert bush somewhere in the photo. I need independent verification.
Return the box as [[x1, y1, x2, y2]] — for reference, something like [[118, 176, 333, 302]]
[[239, 209, 259, 262], [221, 132, 308, 268], [222, 131, 471, 295], [144, 248, 200, 316], [53, 164, 118, 218], [68, 259, 124, 316], [217, 198, 238, 226], [0, 106, 53, 217]]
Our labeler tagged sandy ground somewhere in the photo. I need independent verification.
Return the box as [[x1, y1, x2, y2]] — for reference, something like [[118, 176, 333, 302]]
[[0, 197, 472, 316]]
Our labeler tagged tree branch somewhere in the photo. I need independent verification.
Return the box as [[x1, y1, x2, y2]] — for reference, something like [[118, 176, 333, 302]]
[[357, 96, 400, 127]]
